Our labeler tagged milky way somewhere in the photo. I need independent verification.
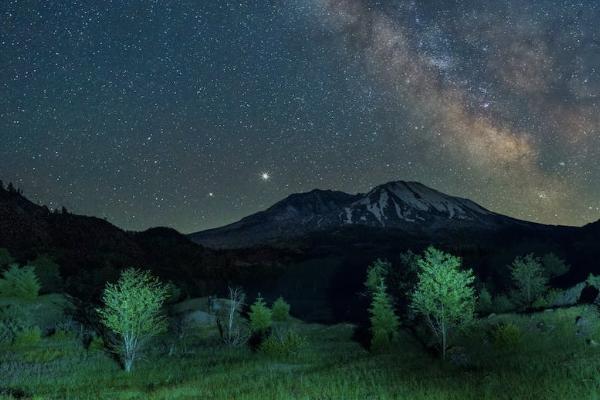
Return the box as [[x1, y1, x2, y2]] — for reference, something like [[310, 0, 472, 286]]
[[1, 1, 599, 231]]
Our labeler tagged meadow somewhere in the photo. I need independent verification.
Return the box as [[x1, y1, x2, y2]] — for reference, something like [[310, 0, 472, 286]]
[[2, 305, 600, 400]]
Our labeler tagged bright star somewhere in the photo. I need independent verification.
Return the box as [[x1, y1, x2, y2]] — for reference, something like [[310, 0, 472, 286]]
[[260, 172, 270, 181]]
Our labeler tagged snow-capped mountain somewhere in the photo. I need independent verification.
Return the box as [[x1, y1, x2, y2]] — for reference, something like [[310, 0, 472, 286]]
[[189, 180, 534, 249]]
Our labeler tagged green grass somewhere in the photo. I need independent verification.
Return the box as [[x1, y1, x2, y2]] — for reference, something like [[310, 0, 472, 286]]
[[1, 307, 600, 399]]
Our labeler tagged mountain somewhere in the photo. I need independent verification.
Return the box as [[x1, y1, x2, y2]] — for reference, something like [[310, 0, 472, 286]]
[[1, 180, 599, 322], [190, 181, 537, 249], [0, 184, 291, 301]]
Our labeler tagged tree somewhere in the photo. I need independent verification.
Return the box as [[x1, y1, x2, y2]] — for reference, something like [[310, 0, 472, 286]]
[[477, 287, 493, 315], [364, 259, 391, 294], [510, 254, 547, 307], [217, 287, 249, 346], [0, 264, 40, 300], [248, 294, 272, 335], [97, 268, 168, 372], [0, 248, 15, 269], [272, 296, 291, 322], [369, 280, 399, 352], [541, 253, 570, 278], [410, 246, 476, 360], [29, 255, 63, 293]]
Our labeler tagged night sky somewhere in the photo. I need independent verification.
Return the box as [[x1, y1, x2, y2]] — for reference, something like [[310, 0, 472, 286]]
[[2, 0, 599, 232]]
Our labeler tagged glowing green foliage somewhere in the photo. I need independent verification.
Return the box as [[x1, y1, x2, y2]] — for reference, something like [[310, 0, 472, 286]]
[[97, 268, 168, 372], [260, 330, 307, 358], [365, 259, 390, 294], [369, 281, 399, 352], [249, 294, 272, 334], [271, 296, 290, 322], [410, 246, 476, 359]]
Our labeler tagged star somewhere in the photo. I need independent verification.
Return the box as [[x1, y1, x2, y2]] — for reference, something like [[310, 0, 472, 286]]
[[260, 172, 270, 181]]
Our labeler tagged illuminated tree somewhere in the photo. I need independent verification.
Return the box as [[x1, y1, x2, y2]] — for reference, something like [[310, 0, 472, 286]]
[[248, 294, 272, 335], [272, 296, 291, 322], [410, 247, 475, 360], [369, 280, 399, 352], [97, 268, 168, 372], [510, 254, 547, 307], [364, 259, 391, 294]]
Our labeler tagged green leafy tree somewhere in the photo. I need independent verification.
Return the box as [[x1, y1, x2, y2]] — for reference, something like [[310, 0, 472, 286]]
[[97, 268, 168, 372], [369, 280, 399, 352], [410, 247, 476, 360], [492, 294, 515, 313], [364, 259, 391, 294], [541, 253, 570, 278], [272, 296, 291, 322], [510, 254, 547, 307], [0, 264, 40, 300], [29, 255, 63, 293], [477, 287, 493, 315], [0, 248, 15, 269], [248, 294, 272, 334]]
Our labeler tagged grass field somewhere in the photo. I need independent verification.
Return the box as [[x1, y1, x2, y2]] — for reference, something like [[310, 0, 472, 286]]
[[1, 306, 600, 400]]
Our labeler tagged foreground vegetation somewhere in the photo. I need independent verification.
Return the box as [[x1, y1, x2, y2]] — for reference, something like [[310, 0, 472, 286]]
[[1, 306, 600, 399], [2, 247, 600, 399]]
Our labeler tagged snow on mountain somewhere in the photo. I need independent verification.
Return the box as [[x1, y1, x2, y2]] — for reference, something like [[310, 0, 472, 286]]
[[342, 181, 494, 227], [189, 180, 524, 248]]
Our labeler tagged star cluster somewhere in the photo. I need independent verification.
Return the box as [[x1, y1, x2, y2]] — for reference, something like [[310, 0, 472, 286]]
[[1, 0, 599, 232]]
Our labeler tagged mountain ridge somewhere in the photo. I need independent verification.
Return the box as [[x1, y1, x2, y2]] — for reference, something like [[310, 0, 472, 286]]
[[189, 180, 555, 249]]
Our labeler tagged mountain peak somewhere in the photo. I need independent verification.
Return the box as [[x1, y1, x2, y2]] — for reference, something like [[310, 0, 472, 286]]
[[189, 180, 514, 248]]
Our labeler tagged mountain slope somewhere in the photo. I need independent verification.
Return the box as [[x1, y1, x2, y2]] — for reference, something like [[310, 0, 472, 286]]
[[0, 184, 291, 300], [189, 181, 536, 248]]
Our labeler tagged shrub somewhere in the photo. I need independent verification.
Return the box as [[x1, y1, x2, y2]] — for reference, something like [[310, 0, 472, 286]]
[[97, 268, 168, 372], [164, 281, 182, 304], [88, 335, 105, 351], [410, 246, 476, 360], [541, 253, 570, 278], [260, 330, 307, 358], [477, 287, 493, 315], [532, 289, 562, 309], [272, 297, 291, 322], [21, 348, 64, 363], [510, 254, 547, 307], [249, 294, 272, 335], [492, 294, 515, 313], [13, 326, 42, 347], [0, 304, 30, 344], [29, 255, 63, 293], [492, 322, 522, 349], [587, 274, 600, 290], [0, 264, 41, 300], [51, 329, 75, 341], [369, 281, 399, 352]]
